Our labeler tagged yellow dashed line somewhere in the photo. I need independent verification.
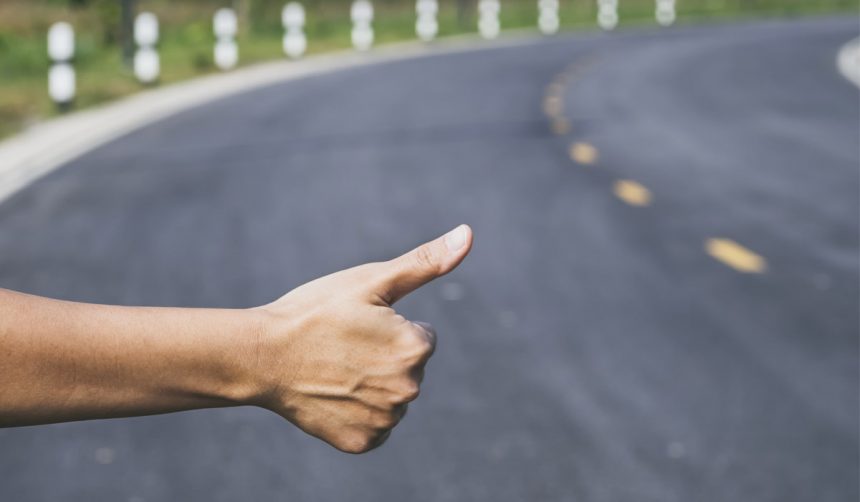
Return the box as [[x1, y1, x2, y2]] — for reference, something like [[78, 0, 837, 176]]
[[543, 95, 563, 117], [613, 180, 652, 207], [546, 81, 564, 96], [543, 61, 766, 279], [551, 117, 570, 135], [705, 238, 767, 273], [569, 142, 598, 165], [543, 71, 571, 130]]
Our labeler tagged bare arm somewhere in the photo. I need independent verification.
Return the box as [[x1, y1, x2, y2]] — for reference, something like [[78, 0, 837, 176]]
[[0, 290, 261, 425], [0, 225, 472, 453]]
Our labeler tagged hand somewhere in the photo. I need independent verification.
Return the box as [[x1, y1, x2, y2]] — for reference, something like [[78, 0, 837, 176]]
[[252, 225, 473, 453]]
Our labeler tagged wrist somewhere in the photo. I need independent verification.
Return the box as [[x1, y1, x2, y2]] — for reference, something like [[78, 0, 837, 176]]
[[236, 306, 286, 408], [208, 307, 273, 407], [243, 302, 301, 415]]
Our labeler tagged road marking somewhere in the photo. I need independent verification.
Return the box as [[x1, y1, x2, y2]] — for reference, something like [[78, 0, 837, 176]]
[[569, 142, 597, 165], [837, 37, 860, 88], [546, 81, 564, 96], [543, 94, 563, 117], [551, 117, 570, 135], [705, 238, 767, 273], [613, 179, 651, 206]]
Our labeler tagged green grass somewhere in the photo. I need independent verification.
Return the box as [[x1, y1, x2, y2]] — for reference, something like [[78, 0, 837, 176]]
[[0, 0, 855, 139]]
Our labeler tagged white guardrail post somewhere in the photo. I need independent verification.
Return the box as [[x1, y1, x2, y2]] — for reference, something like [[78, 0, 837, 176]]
[[538, 0, 560, 35], [213, 8, 239, 70], [478, 0, 500, 40], [597, 0, 618, 30], [351, 0, 374, 51], [282, 2, 307, 58], [47, 22, 75, 109], [416, 0, 439, 42], [656, 0, 676, 27], [134, 12, 160, 84]]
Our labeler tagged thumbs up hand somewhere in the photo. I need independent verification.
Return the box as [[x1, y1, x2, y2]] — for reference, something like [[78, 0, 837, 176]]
[[251, 225, 472, 453]]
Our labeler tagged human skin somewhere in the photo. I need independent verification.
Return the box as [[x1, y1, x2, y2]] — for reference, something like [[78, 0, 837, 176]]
[[0, 224, 472, 454]]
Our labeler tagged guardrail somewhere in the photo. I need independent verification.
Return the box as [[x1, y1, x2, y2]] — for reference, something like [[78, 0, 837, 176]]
[[46, 0, 677, 109]]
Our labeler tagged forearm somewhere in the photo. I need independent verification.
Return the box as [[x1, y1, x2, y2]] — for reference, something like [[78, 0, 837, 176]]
[[0, 289, 262, 427]]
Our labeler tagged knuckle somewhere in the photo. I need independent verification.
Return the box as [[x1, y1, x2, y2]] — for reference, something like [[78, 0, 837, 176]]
[[404, 338, 434, 364], [336, 432, 374, 455], [418, 337, 435, 355], [399, 382, 421, 403], [400, 328, 434, 357], [372, 412, 397, 430], [399, 327, 420, 344]]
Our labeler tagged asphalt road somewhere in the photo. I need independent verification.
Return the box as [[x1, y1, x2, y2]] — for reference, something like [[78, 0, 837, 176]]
[[0, 16, 857, 502]]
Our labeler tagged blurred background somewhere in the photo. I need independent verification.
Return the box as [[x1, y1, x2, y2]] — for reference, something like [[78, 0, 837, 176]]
[[0, 1, 858, 501], [0, 0, 856, 137]]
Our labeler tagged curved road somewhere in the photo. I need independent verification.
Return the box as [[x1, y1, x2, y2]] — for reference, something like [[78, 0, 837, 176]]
[[1, 17, 857, 502]]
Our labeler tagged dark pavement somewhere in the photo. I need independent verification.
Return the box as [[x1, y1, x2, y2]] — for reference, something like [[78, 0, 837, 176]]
[[0, 17, 857, 501]]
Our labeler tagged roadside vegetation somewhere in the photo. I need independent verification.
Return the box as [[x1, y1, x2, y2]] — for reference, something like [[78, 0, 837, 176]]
[[0, 0, 855, 139]]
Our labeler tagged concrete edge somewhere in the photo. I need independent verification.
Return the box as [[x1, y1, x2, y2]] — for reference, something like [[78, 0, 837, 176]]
[[837, 36, 860, 88], [0, 34, 540, 205]]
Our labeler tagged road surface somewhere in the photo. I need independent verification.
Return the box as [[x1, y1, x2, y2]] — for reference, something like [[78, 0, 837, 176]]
[[0, 16, 857, 502]]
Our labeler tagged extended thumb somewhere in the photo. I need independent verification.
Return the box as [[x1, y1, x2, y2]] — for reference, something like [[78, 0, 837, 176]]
[[377, 224, 472, 305]]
